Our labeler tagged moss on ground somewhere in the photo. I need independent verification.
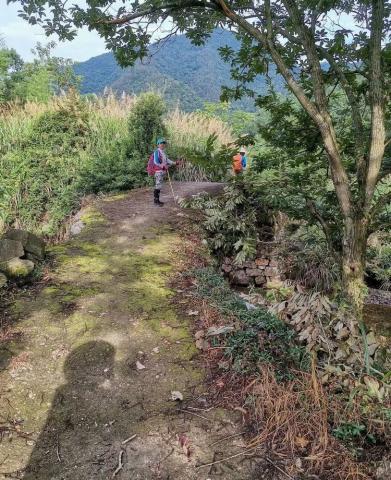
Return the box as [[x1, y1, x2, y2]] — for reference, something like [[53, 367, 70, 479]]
[[0, 193, 207, 478]]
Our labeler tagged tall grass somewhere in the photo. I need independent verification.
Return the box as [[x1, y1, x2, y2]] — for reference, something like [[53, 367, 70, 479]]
[[0, 93, 231, 237], [167, 108, 233, 181]]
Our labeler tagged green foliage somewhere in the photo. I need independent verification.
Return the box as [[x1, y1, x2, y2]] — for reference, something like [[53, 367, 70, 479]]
[[127, 92, 167, 156], [332, 423, 376, 450], [0, 47, 24, 102], [0, 92, 166, 236], [183, 176, 271, 262], [0, 94, 91, 235], [367, 238, 391, 291], [200, 101, 258, 135], [193, 267, 308, 378], [278, 225, 341, 291], [0, 41, 79, 103]]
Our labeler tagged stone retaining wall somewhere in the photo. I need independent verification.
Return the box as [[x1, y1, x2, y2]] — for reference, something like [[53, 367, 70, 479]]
[[221, 243, 283, 288]]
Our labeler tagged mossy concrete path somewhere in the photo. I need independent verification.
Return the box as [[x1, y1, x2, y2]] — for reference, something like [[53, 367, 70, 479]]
[[0, 183, 257, 480]]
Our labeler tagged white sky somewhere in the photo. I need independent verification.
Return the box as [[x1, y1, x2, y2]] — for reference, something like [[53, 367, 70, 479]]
[[1, 1, 107, 61]]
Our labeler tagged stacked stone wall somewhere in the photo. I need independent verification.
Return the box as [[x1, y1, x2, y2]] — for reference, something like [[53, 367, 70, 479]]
[[221, 243, 282, 287]]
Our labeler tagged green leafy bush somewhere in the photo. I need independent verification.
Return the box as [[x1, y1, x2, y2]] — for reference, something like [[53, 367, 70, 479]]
[[127, 92, 167, 157], [182, 176, 271, 262], [367, 239, 391, 291], [278, 225, 341, 292]]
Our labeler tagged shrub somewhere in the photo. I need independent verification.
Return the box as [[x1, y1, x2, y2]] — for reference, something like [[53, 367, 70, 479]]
[[182, 176, 271, 262], [367, 237, 391, 291], [127, 92, 167, 157], [277, 225, 341, 292]]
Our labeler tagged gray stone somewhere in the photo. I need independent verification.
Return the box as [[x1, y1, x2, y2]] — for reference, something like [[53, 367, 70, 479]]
[[246, 268, 262, 277], [255, 275, 266, 286], [3, 229, 45, 260], [70, 220, 85, 236], [0, 273, 7, 288], [265, 266, 279, 276], [1, 258, 35, 278], [242, 260, 256, 269], [0, 239, 24, 263], [222, 264, 232, 273], [229, 270, 250, 286]]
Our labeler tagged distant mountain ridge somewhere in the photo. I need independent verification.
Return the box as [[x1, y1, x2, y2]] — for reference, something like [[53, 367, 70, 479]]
[[74, 30, 283, 111]]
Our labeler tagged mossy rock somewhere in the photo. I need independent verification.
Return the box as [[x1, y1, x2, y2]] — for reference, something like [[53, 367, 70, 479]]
[[0, 273, 7, 288], [3, 229, 45, 260], [2, 258, 35, 278], [0, 239, 24, 262]]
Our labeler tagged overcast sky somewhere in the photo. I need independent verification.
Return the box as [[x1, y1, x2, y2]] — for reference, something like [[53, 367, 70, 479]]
[[1, 1, 107, 62]]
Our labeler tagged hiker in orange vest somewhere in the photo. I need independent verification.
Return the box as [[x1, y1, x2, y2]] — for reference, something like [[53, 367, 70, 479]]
[[232, 148, 247, 175]]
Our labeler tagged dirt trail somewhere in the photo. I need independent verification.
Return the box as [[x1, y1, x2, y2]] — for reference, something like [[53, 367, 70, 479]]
[[0, 183, 257, 480]]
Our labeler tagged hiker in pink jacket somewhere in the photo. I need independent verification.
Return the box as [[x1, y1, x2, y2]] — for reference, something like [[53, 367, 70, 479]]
[[147, 138, 176, 206]]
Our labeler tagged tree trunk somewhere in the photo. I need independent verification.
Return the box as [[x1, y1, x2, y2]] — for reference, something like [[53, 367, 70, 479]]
[[341, 217, 368, 318]]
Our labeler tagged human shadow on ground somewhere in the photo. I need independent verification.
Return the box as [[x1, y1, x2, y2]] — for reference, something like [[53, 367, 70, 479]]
[[23, 341, 122, 480]]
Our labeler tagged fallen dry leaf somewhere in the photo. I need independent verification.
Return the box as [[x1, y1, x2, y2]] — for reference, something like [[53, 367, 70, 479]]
[[295, 436, 310, 449]]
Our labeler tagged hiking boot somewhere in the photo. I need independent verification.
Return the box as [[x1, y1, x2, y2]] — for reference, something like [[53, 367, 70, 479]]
[[154, 189, 164, 207]]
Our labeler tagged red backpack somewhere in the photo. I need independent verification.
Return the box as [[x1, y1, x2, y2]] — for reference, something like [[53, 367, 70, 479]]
[[147, 149, 164, 176]]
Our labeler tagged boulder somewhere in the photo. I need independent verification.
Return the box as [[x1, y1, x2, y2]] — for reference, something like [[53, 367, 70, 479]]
[[229, 270, 250, 286], [222, 263, 232, 273], [0, 239, 24, 263], [0, 273, 7, 288], [3, 229, 45, 260], [2, 258, 35, 278]]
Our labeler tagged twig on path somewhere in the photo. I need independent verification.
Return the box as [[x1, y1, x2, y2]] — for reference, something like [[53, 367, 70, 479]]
[[196, 448, 257, 469], [265, 457, 295, 480], [56, 435, 61, 463], [186, 406, 214, 412], [209, 431, 246, 447], [112, 449, 124, 478], [178, 409, 209, 421], [121, 434, 137, 445]]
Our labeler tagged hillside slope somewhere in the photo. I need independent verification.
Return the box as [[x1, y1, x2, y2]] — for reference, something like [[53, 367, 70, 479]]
[[74, 30, 283, 111]]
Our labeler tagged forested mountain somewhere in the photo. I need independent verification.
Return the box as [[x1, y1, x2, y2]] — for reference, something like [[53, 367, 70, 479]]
[[74, 30, 283, 111]]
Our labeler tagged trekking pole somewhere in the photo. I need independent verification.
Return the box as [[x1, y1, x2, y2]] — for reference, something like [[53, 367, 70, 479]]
[[166, 169, 177, 203]]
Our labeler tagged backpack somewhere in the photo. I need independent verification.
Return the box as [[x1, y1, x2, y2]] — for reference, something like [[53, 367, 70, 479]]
[[146, 149, 163, 176], [233, 154, 243, 173]]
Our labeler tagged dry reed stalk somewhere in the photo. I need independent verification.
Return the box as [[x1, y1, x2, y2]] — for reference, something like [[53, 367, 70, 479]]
[[166, 108, 233, 147], [245, 365, 368, 479]]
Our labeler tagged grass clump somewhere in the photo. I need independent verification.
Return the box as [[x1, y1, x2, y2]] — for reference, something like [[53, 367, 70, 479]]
[[192, 267, 308, 378]]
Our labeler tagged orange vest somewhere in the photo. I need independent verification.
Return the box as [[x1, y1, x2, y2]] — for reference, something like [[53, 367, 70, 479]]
[[233, 154, 243, 172]]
